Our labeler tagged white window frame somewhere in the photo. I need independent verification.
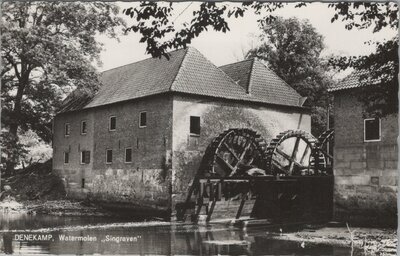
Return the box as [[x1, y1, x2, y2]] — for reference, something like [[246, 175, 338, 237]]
[[125, 147, 133, 163], [81, 120, 87, 135], [364, 118, 381, 142], [139, 111, 147, 128], [80, 151, 88, 165], [106, 149, 113, 164], [64, 123, 70, 137], [64, 152, 69, 164], [109, 116, 116, 131]]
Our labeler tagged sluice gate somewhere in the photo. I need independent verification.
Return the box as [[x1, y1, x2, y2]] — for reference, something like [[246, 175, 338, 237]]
[[176, 128, 334, 224]]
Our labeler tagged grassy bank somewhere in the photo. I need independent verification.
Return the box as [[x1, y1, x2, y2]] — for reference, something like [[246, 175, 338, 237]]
[[0, 160, 109, 216]]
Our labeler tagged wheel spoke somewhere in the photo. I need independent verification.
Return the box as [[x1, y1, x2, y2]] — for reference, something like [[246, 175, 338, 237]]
[[215, 155, 235, 175], [222, 142, 240, 161], [272, 159, 289, 174], [275, 148, 292, 161]]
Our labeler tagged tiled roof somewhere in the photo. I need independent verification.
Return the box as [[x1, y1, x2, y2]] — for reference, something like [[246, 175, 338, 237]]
[[328, 70, 369, 92], [59, 47, 305, 113], [220, 58, 304, 106]]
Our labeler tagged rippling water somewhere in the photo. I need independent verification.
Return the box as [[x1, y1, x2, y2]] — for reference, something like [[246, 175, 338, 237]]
[[0, 212, 360, 255]]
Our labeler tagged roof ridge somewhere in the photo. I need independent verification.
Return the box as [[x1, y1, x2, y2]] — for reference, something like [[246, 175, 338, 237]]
[[101, 48, 188, 74], [172, 47, 247, 94], [169, 47, 190, 91], [247, 58, 256, 94], [219, 58, 255, 69], [254, 59, 302, 97]]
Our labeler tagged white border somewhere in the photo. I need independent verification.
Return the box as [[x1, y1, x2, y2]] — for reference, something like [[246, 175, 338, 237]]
[[364, 118, 381, 142]]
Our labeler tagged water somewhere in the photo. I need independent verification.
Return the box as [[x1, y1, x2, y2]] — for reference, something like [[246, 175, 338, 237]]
[[0, 212, 360, 255]]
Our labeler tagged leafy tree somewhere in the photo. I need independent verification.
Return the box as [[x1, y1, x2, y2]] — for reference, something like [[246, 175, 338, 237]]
[[124, 2, 397, 116], [245, 17, 333, 135], [328, 3, 398, 117], [1, 2, 125, 176]]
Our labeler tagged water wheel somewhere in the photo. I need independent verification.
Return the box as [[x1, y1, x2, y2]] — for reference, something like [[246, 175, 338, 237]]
[[265, 130, 319, 176], [201, 128, 270, 177], [311, 129, 334, 175]]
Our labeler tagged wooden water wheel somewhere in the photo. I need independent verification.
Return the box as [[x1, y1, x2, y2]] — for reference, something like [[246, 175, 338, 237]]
[[265, 130, 319, 176], [200, 128, 270, 177]]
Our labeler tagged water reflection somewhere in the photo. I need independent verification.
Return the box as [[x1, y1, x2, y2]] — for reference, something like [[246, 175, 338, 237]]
[[0, 213, 360, 255]]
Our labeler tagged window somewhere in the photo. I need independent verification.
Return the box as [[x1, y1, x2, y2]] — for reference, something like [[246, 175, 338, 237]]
[[106, 149, 113, 164], [190, 116, 201, 136], [81, 151, 90, 164], [109, 116, 116, 131], [125, 148, 132, 163], [139, 112, 147, 127], [364, 118, 381, 142], [65, 123, 70, 136], [81, 120, 87, 134], [81, 178, 85, 189], [64, 152, 69, 164]]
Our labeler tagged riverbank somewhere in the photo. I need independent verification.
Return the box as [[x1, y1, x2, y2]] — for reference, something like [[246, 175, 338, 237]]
[[264, 225, 397, 255]]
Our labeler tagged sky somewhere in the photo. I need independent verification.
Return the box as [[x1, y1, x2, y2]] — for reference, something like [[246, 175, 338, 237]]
[[97, 2, 397, 75]]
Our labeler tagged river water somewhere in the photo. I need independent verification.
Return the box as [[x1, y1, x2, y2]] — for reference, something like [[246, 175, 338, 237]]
[[0, 212, 360, 255]]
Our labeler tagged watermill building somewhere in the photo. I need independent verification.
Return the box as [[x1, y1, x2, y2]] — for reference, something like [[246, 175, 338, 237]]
[[53, 47, 311, 218]]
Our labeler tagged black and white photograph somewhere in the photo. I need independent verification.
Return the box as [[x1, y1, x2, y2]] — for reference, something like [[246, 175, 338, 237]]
[[0, 1, 398, 255]]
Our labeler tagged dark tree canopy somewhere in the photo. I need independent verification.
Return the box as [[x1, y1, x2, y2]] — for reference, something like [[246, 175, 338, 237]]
[[1, 2, 125, 175], [124, 2, 398, 117], [246, 17, 333, 135]]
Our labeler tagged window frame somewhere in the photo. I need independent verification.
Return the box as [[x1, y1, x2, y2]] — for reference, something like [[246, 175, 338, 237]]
[[364, 118, 381, 142], [189, 116, 201, 136], [139, 111, 147, 128], [64, 123, 70, 137], [106, 149, 113, 164], [80, 150, 90, 165], [109, 116, 117, 131], [64, 152, 69, 164], [81, 120, 87, 135], [125, 147, 133, 163]]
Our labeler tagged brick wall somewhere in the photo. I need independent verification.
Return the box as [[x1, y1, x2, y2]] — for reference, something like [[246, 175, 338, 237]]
[[53, 94, 173, 212], [171, 93, 311, 218], [333, 89, 398, 226]]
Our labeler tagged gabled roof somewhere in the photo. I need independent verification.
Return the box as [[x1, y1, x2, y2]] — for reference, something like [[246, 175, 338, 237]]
[[59, 47, 306, 113], [220, 58, 304, 107], [328, 70, 369, 92]]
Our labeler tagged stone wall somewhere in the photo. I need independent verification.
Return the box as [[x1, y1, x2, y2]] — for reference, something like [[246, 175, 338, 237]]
[[333, 90, 398, 226], [53, 94, 173, 212], [171, 93, 311, 218]]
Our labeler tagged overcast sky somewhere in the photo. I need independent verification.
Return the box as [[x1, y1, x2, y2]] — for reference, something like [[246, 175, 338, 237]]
[[97, 2, 397, 74]]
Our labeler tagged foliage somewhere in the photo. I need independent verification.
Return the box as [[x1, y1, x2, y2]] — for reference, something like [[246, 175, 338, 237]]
[[246, 17, 333, 135], [123, 2, 305, 59], [327, 2, 398, 117], [1, 2, 125, 175], [124, 2, 398, 117]]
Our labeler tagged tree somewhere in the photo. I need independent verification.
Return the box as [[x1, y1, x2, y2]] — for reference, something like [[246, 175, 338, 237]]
[[124, 2, 398, 116], [245, 17, 333, 135], [1, 2, 125, 176], [328, 3, 398, 117]]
